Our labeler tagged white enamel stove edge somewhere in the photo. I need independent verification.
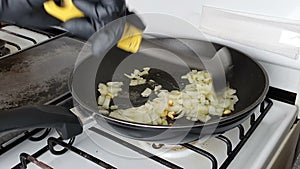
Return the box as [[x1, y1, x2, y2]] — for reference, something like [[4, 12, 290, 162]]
[[0, 99, 296, 169]]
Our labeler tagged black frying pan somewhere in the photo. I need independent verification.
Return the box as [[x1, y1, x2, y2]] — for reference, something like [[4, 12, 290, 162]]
[[0, 37, 268, 144]]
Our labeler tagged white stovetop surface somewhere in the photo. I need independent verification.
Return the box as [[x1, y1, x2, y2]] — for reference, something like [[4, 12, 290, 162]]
[[0, 99, 296, 169]]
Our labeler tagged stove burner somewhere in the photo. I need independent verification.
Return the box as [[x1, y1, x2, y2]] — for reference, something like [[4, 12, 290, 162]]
[[0, 39, 11, 57], [137, 141, 202, 158]]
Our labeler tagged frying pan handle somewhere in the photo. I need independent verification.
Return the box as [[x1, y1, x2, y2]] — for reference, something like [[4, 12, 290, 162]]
[[0, 105, 83, 140]]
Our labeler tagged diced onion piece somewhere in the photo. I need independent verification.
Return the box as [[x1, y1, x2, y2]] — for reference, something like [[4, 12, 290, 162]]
[[154, 85, 162, 94], [138, 79, 146, 85], [139, 70, 149, 76], [167, 111, 175, 119], [102, 96, 111, 109], [129, 80, 138, 86], [110, 105, 118, 110], [168, 100, 174, 106], [124, 73, 134, 79], [126, 68, 151, 86], [99, 109, 109, 115], [129, 78, 147, 86], [107, 82, 123, 87], [197, 114, 211, 123], [107, 87, 122, 97], [97, 95, 106, 105], [161, 110, 168, 117], [223, 110, 232, 115], [143, 67, 151, 72], [175, 111, 185, 119], [133, 69, 140, 75], [154, 85, 162, 91], [98, 83, 108, 95], [141, 88, 152, 97]]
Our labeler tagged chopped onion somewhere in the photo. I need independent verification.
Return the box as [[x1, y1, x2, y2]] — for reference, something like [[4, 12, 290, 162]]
[[154, 85, 162, 94], [124, 68, 150, 86], [110, 105, 118, 110], [141, 88, 152, 97], [102, 96, 111, 109], [97, 95, 105, 105], [98, 69, 239, 125]]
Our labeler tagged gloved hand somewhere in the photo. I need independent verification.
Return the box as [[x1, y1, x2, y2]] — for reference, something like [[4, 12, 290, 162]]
[[62, 0, 129, 40], [0, 0, 61, 28], [62, 0, 146, 55], [87, 12, 146, 57]]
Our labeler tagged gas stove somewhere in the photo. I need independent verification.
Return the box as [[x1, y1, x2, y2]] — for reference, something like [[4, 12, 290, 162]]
[[0, 98, 296, 169], [1, 1, 300, 169]]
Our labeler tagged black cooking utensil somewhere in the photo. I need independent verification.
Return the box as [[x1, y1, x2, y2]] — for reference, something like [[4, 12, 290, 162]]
[[0, 105, 82, 140]]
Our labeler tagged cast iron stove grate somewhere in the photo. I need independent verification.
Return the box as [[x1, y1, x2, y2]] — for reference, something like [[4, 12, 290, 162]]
[[0, 39, 10, 57], [10, 98, 273, 169], [0, 24, 67, 59]]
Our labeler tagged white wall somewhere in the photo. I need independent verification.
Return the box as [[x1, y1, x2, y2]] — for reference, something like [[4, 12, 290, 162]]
[[126, 0, 204, 28]]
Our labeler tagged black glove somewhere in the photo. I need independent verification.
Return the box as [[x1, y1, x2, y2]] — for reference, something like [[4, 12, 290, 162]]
[[76, 14, 145, 58], [0, 0, 60, 28], [61, 0, 146, 55], [62, 0, 127, 40]]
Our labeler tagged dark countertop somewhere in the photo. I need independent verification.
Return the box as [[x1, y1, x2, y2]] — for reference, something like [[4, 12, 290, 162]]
[[0, 37, 85, 144]]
